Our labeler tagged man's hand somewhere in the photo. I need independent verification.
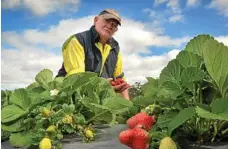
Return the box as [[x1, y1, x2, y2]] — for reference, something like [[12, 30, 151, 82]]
[[109, 78, 131, 93]]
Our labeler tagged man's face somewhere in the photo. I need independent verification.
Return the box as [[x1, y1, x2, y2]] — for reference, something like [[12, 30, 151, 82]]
[[94, 16, 118, 40]]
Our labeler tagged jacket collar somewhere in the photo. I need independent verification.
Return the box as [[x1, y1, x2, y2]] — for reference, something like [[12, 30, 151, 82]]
[[90, 26, 118, 49]]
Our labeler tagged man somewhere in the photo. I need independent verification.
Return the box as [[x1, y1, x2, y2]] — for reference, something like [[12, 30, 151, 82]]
[[56, 9, 130, 99]]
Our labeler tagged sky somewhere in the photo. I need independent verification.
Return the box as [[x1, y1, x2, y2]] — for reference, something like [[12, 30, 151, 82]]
[[1, 0, 228, 90]]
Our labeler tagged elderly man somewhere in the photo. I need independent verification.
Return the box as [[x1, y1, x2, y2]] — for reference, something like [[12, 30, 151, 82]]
[[56, 9, 130, 99]]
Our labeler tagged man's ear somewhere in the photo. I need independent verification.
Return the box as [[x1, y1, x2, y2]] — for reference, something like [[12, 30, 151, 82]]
[[114, 27, 118, 32], [94, 16, 98, 24]]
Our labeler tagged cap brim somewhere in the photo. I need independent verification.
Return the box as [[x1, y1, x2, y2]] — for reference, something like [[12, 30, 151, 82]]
[[101, 14, 121, 26]]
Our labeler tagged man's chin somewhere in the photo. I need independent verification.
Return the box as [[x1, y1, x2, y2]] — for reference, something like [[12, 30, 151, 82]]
[[101, 33, 111, 40]]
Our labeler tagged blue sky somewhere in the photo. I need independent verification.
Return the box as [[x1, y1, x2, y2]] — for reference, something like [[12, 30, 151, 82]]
[[1, 0, 228, 89]]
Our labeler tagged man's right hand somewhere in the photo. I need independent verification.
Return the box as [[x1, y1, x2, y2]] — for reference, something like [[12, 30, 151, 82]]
[[109, 78, 131, 92]]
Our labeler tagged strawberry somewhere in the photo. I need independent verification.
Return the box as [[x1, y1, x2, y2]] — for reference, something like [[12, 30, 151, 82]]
[[159, 137, 177, 149], [139, 115, 156, 131], [119, 129, 134, 147], [119, 128, 149, 149], [131, 128, 149, 149], [127, 112, 156, 131], [110, 81, 116, 86], [127, 112, 147, 129], [115, 78, 124, 84]]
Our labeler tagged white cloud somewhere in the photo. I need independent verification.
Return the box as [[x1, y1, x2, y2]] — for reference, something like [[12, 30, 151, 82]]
[[208, 0, 228, 17], [124, 49, 181, 84], [167, 0, 181, 14], [1, 0, 80, 16], [1, 16, 191, 90], [1, 0, 21, 9], [143, 8, 157, 18], [215, 35, 228, 46], [186, 0, 200, 7], [154, 0, 169, 6], [169, 14, 184, 23], [154, 0, 181, 13], [152, 0, 183, 23]]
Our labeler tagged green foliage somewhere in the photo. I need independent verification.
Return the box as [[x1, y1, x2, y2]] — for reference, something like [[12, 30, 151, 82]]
[[9, 132, 34, 147], [1, 105, 28, 123], [130, 34, 228, 147], [203, 39, 228, 97], [1, 69, 133, 148], [168, 107, 196, 135]]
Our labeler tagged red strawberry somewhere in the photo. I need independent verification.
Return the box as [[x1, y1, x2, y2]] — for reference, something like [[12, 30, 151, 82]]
[[127, 112, 156, 131], [138, 115, 156, 131], [127, 112, 148, 129], [110, 81, 116, 86], [131, 128, 149, 149], [119, 129, 134, 147]]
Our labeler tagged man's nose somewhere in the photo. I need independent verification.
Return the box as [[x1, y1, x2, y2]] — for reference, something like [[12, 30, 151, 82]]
[[106, 22, 113, 29]]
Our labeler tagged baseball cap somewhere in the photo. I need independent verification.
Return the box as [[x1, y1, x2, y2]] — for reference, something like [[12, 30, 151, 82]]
[[98, 9, 121, 26]]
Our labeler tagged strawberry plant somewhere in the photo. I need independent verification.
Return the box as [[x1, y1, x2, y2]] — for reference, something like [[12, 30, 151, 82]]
[[1, 70, 133, 148], [120, 34, 228, 149]]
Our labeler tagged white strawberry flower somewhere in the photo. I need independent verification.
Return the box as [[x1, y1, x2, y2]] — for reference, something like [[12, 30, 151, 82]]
[[50, 89, 59, 96]]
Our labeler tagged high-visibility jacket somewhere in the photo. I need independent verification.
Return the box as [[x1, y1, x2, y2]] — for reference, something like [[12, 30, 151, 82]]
[[56, 25, 124, 79]]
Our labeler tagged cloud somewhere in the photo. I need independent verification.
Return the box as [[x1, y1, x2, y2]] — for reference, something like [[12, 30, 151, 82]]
[[167, 0, 181, 14], [208, 0, 228, 17], [154, 0, 168, 6], [1, 48, 62, 89], [169, 14, 184, 23], [1, 0, 80, 16], [215, 35, 228, 46], [186, 0, 200, 7], [1, 0, 21, 9], [1, 16, 191, 90], [152, 0, 183, 23], [124, 49, 181, 84]]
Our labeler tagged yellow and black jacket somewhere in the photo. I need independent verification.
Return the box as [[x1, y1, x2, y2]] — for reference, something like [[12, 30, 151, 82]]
[[56, 26, 124, 79]]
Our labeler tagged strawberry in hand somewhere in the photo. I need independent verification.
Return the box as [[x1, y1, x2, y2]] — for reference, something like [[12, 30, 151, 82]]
[[109, 78, 131, 92]]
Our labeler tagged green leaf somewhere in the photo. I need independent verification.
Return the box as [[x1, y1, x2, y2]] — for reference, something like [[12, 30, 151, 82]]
[[1, 90, 11, 107], [196, 106, 228, 121], [176, 51, 203, 69], [54, 76, 65, 84], [168, 107, 196, 135], [26, 82, 39, 90], [161, 81, 183, 98], [48, 80, 62, 90], [9, 88, 31, 110], [203, 39, 228, 97], [1, 105, 27, 123], [29, 90, 49, 105], [103, 96, 133, 114], [87, 103, 113, 123], [184, 34, 214, 56], [74, 114, 86, 124], [156, 111, 178, 129], [62, 72, 97, 94], [99, 90, 115, 102], [9, 132, 33, 147], [62, 104, 75, 114], [132, 96, 156, 107], [35, 69, 53, 90], [1, 119, 24, 132], [141, 77, 159, 97], [211, 98, 228, 114], [160, 59, 182, 85], [87, 91, 100, 104], [181, 67, 205, 85]]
